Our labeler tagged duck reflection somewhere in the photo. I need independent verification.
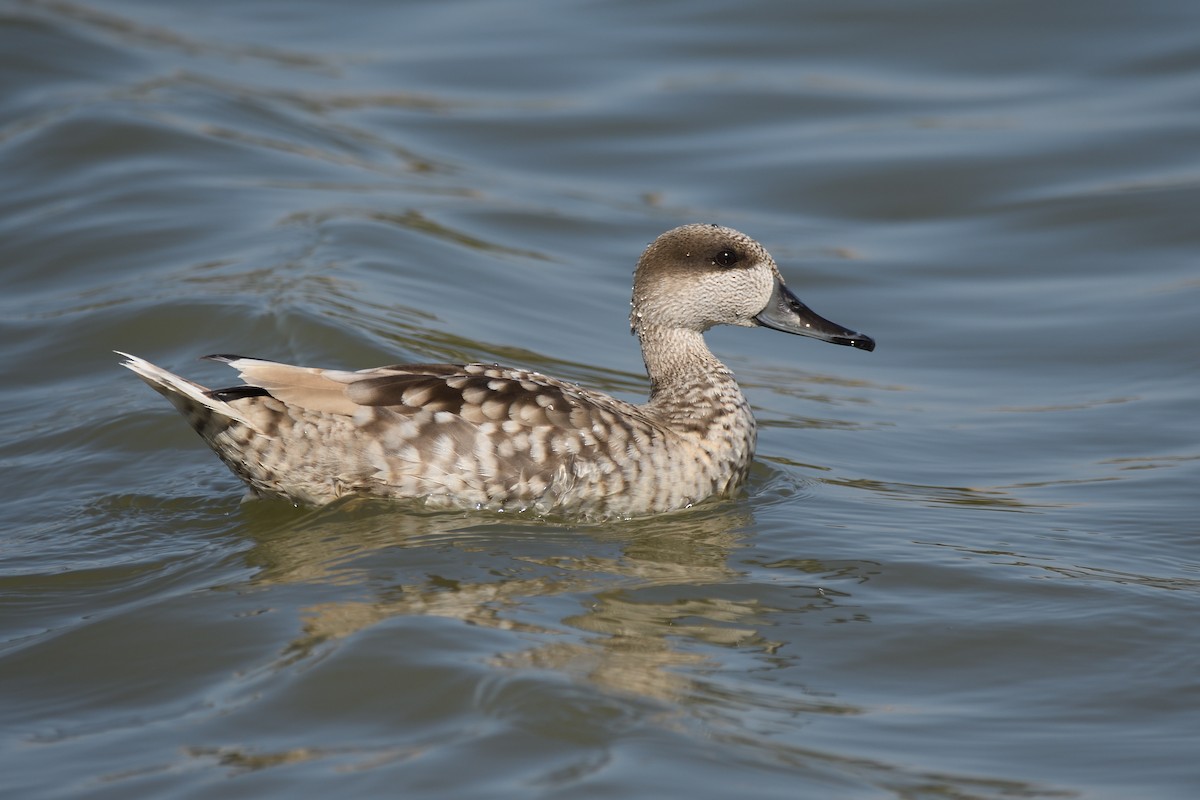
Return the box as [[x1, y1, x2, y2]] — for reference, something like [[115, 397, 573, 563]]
[[234, 497, 864, 704]]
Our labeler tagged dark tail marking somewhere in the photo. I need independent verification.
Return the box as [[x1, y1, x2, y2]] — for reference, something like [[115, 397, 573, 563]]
[[203, 353, 270, 364], [208, 386, 273, 402]]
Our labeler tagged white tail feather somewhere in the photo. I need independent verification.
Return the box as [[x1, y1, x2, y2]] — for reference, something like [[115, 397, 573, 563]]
[[116, 351, 260, 430]]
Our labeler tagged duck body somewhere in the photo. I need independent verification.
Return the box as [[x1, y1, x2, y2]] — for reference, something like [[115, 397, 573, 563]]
[[121, 224, 873, 518]]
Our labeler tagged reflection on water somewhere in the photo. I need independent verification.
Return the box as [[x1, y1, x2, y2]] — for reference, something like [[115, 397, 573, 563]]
[[237, 501, 856, 709], [831, 476, 1048, 510], [198, 500, 1069, 798], [26, 0, 334, 71], [281, 208, 549, 261]]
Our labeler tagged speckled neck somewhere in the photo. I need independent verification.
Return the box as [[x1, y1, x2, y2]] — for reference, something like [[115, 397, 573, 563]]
[[635, 323, 728, 395], [636, 322, 750, 437]]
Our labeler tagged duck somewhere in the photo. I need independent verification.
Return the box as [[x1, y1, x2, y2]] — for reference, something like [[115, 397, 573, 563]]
[[120, 223, 874, 518]]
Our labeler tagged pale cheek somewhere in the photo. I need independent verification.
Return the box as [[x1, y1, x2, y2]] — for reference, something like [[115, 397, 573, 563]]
[[734, 273, 774, 320], [702, 276, 756, 322]]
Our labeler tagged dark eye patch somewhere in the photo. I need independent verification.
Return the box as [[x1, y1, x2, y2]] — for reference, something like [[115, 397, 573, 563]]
[[713, 248, 741, 268]]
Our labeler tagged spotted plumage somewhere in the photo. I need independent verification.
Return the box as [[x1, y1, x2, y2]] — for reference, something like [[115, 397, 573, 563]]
[[120, 224, 874, 518]]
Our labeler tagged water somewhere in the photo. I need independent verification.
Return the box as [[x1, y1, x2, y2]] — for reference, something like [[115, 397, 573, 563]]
[[2, 0, 1198, 797]]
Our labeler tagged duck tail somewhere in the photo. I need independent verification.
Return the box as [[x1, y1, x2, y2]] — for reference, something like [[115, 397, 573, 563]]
[[117, 351, 261, 432]]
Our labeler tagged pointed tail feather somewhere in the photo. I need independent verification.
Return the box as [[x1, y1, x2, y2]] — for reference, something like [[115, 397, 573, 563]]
[[116, 351, 262, 431]]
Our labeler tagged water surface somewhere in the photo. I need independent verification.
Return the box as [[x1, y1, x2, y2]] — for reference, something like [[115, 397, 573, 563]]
[[2, 1, 1198, 798]]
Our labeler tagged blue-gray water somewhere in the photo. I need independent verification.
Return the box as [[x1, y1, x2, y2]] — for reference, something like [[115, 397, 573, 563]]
[[2, 1, 1198, 797]]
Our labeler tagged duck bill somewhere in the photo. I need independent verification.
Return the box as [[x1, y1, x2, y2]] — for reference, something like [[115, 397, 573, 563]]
[[754, 279, 875, 351]]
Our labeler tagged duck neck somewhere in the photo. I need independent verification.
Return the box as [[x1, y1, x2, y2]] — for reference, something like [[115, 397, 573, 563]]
[[636, 324, 721, 389], [634, 323, 757, 492], [635, 323, 749, 420]]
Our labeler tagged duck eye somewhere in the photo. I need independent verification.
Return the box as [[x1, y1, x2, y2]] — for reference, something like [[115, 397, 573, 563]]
[[713, 249, 740, 268]]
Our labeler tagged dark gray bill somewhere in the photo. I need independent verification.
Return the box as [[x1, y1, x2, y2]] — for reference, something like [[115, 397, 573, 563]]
[[754, 278, 875, 352]]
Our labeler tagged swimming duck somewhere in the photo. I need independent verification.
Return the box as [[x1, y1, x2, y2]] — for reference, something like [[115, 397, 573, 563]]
[[120, 223, 873, 517]]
